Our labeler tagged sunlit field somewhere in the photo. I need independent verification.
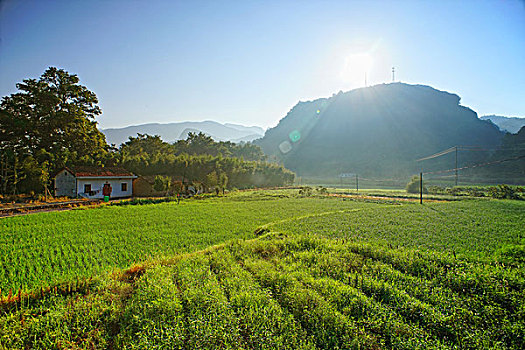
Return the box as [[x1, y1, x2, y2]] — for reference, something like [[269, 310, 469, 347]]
[[0, 190, 363, 292], [2, 0, 524, 348], [0, 190, 523, 348]]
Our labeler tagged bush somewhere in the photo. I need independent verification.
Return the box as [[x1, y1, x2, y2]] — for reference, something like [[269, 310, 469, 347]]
[[488, 184, 521, 200], [153, 175, 171, 195], [427, 186, 446, 195], [317, 186, 328, 195], [405, 175, 427, 194], [298, 186, 313, 196]]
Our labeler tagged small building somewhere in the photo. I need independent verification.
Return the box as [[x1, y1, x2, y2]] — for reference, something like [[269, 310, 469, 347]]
[[133, 175, 190, 197], [132, 176, 166, 197], [54, 166, 137, 199]]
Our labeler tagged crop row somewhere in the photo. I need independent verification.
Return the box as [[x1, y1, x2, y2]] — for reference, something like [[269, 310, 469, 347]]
[[1, 232, 523, 349], [226, 234, 524, 349], [271, 198, 525, 261], [0, 195, 371, 292]]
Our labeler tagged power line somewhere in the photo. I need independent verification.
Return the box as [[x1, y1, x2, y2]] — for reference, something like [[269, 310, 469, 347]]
[[422, 154, 525, 175], [417, 146, 525, 161], [416, 147, 456, 162], [425, 174, 458, 179], [457, 146, 525, 152]]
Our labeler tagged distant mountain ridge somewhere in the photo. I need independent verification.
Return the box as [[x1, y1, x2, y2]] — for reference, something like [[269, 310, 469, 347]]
[[480, 115, 525, 134], [256, 83, 504, 178], [101, 121, 265, 146]]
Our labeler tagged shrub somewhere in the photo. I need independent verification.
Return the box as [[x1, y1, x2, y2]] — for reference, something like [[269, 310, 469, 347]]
[[445, 187, 462, 196], [405, 175, 427, 194], [153, 175, 171, 195], [427, 186, 446, 195], [488, 184, 521, 200], [298, 186, 313, 196], [317, 186, 328, 195]]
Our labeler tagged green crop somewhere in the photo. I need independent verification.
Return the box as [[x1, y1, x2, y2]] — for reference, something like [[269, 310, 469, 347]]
[[0, 190, 523, 348], [0, 193, 371, 293]]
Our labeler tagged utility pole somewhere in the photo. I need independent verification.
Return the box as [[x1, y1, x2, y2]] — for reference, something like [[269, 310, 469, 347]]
[[356, 174, 359, 193], [365, 72, 367, 87], [455, 146, 458, 186], [419, 172, 423, 204], [392, 67, 395, 82]]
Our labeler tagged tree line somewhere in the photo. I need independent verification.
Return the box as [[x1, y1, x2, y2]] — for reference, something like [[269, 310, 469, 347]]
[[0, 67, 294, 196], [119, 133, 294, 190]]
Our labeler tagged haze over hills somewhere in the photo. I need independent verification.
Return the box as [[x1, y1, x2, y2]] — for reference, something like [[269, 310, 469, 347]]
[[480, 115, 525, 134], [102, 121, 265, 146], [256, 83, 505, 179]]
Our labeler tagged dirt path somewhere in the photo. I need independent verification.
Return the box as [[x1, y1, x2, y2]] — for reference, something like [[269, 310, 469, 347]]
[[0, 199, 102, 218]]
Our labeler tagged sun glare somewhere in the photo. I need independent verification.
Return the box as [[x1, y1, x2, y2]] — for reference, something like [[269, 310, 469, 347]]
[[342, 52, 374, 87]]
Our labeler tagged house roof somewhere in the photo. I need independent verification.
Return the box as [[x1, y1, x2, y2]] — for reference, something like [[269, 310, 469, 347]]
[[63, 166, 136, 178]]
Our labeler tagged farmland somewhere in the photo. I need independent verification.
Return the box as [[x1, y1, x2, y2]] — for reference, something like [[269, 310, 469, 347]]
[[0, 191, 366, 292], [0, 190, 524, 349]]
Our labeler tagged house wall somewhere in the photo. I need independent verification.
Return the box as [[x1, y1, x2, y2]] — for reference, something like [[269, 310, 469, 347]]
[[54, 170, 76, 197], [77, 178, 133, 199]]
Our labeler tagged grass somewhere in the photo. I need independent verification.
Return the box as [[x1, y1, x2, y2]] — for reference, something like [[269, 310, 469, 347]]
[[0, 190, 524, 349], [0, 191, 372, 292], [270, 199, 525, 261]]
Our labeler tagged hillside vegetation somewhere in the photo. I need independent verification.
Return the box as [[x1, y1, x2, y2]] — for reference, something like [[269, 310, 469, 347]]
[[0, 191, 524, 349]]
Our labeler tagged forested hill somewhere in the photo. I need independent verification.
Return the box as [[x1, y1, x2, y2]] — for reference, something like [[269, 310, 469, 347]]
[[256, 83, 504, 178]]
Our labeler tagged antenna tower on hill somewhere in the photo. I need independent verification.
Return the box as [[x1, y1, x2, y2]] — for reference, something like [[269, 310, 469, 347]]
[[392, 67, 395, 82]]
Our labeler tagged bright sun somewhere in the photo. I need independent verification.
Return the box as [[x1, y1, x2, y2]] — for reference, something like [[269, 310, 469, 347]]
[[342, 53, 373, 87]]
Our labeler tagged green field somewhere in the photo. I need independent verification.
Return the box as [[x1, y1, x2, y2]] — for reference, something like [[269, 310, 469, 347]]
[[0, 191, 366, 292], [0, 190, 524, 349]]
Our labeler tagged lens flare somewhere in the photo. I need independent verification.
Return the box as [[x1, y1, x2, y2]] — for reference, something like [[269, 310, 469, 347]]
[[279, 141, 292, 153], [289, 130, 301, 143]]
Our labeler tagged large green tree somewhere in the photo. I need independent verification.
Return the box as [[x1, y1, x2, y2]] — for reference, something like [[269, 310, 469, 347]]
[[172, 131, 266, 161], [0, 67, 108, 195]]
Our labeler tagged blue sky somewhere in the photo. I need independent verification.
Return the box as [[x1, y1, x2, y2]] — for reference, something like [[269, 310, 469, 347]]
[[1, 0, 524, 129]]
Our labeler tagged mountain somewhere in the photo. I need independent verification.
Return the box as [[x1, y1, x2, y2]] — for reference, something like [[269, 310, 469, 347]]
[[256, 83, 504, 178], [102, 121, 264, 146], [480, 115, 525, 134], [231, 133, 266, 143], [224, 123, 265, 135]]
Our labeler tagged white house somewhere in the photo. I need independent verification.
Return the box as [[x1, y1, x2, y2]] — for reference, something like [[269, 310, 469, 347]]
[[54, 166, 137, 199]]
